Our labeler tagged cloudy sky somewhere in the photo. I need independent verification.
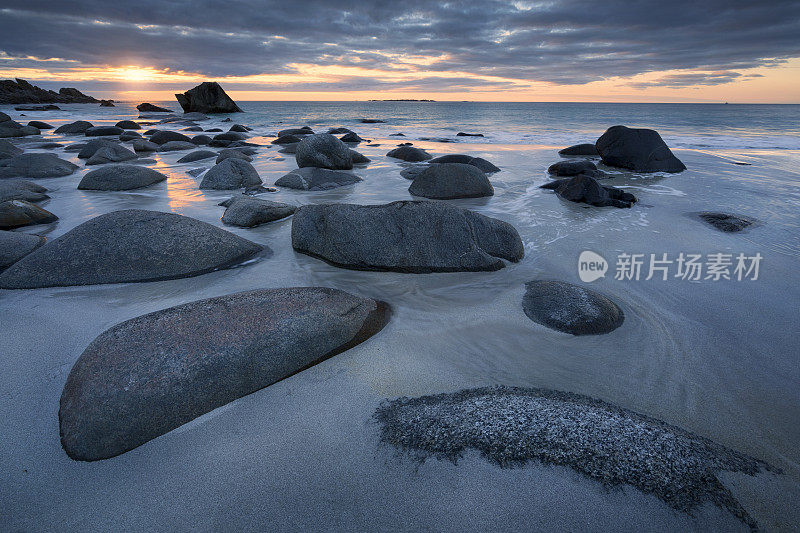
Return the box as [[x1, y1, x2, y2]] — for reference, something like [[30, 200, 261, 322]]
[[1, 0, 798, 102]]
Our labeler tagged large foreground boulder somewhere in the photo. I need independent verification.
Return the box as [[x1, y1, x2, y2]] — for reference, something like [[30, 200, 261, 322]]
[[292, 201, 523, 273], [595, 125, 686, 173], [175, 82, 242, 114], [0, 200, 58, 229], [220, 196, 296, 227], [0, 230, 44, 270], [0, 209, 262, 288], [522, 280, 624, 335], [59, 287, 390, 460], [78, 165, 168, 191], [408, 163, 493, 199], [274, 167, 362, 190], [0, 153, 78, 178], [199, 158, 262, 189], [295, 134, 353, 170], [540, 175, 636, 208]]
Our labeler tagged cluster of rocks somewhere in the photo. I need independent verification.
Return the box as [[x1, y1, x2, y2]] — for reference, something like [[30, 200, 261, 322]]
[[0, 78, 99, 104], [1, 111, 42, 138]]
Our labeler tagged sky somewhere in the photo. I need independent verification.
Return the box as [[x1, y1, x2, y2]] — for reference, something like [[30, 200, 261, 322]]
[[0, 1, 798, 103]]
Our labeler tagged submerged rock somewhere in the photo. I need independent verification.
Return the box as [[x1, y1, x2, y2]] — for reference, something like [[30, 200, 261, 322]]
[[408, 163, 493, 199], [547, 160, 606, 179], [596, 125, 686, 173], [54, 121, 93, 134], [85, 144, 137, 165], [697, 212, 753, 233], [0, 230, 44, 270], [387, 146, 432, 162], [272, 134, 301, 145], [292, 200, 523, 273], [558, 143, 599, 156], [220, 196, 296, 227], [275, 167, 362, 190], [295, 133, 353, 170], [361, 118, 385, 123], [428, 154, 500, 173], [0, 209, 262, 288], [522, 280, 623, 335], [78, 165, 167, 191], [456, 132, 484, 137], [175, 82, 242, 114], [540, 175, 636, 208], [340, 132, 363, 143], [374, 386, 770, 531], [0, 153, 78, 178], [59, 287, 389, 461], [199, 158, 262, 190], [0, 200, 58, 229]]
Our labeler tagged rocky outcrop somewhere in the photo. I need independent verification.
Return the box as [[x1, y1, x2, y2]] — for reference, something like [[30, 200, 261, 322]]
[[220, 196, 296, 227], [78, 165, 167, 191], [199, 158, 262, 189], [0, 209, 262, 288], [540, 175, 636, 208], [59, 287, 389, 460], [522, 280, 624, 335], [0, 200, 58, 229], [291, 200, 523, 273], [0, 78, 99, 104], [595, 125, 686, 173], [175, 82, 242, 114], [274, 167, 362, 190], [408, 163, 493, 199], [295, 134, 353, 170]]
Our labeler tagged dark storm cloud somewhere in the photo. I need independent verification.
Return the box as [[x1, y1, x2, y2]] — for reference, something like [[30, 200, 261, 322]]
[[0, 1, 798, 90]]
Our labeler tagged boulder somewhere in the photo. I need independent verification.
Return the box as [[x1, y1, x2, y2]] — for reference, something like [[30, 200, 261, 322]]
[[229, 124, 250, 132], [143, 129, 158, 135], [386, 146, 432, 162], [54, 121, 93, 134], [292, 201, 523, 273], [408, 163, 493, 199], [220, 196, 296, 227], [27, 121, 53, 130], [540, 175, 636, 208], [456, 132, 484, 137], [158, 141, 197, 152], [86, 145, 138, 165], [208, 139, 232, 148], [150, 130, 192, 145], [327, 127, 354, 135], [547, 160, 606, 179], [340, 132, 363, 143], [595, 125, 686, 172], [119, 132, 142, 141], [0, 180, 49, 203], [18, 125, 41, 136], [190, 135, 212, 145], [0, 139, 23, 159], [697, 212, 753, 233], [132, 139, 158, 153], [275, 167, 362, 191], [429, 154, 500, 173], [0, 200, 58, 229], [271, 134, 301, 145], [78, 138, 119, 159], [58, 287, 389, 460], [136, 103, 172, 113], [216, 148, 252, 164], [0, 209, 262, 288], [85, 126, 124, 137], [78, 165, 167, 191], [522, 280, 624, 335], [0, 230, 44, 270], [177, 150, 217, 163], [34, 142, 63, 149], [278, 127, 313, 137], [99, 100, 115, 107], [183, 126, 203, 132], [213, 132, 246, 142], [349, 150, 370, 164], [199, 158, 262, 190], [114, 120, 140, 130], [0, 153, 78, 178], [175, 82, 242, 114], [559, 143, 599, 156], [295, 134, 353, 170]]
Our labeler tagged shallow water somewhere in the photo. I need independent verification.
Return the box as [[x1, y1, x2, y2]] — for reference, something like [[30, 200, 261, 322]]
[[1, 101, 799, 531]]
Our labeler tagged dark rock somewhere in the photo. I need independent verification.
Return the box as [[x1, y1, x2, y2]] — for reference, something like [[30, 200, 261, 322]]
[[0, 139, 23, 159], [158, 141, 197, 152], [205, 128, 223, 133], [596, 125, 686, 173], [54, 121, 93, 134], [33, 142, 63, 149], [183, 126, 203, 132], [456, 132, 484, 137], [547, 160, 606, 179], [559, 143, 599, 156], [208, 139, 232, 148], [327, 127, 354, 135], [522, 280, 623, 335], [0, 180, 49, 203], [278, 127, 314, 137], [360, 119, 385, 123], [399, 166, 426, 180], [132, 139, 158, 153], [408, 163, 493, 199], [278, 144, 297, 154], [190, 135, 212, 145], [77, 138, 119, 159], [150, 130, 192, 145], [386, 146, 431, 162], [136, 103, 172, 113], [292, 201, 523, 273], [340, 132, 363, 143], [114, 120, 140, 130], [0, 209, 262, 289], [540, 175, 636, 208], [199, 158, 262, 190], [175, 82, 242, 114], [216, 148, 252, 164], [27, 121, 53, 130], [244, 184, 278, 194], [697, 212, 753, 233], [143, 129, 158, 135], [213, 132, 247, 142], [220, 196, 296, 227], [429, 154, 500, 173], [14, 104, 60, 111], [0, 230, 44, 270], [389, 133, 405, 136], [17, 125, 40, 136], [229, 124, 250, 132], [99, 100, 115, 107], [78, 165, 167, 191], [275, 167, 362, 191], [85, 126, 124, 137], [187, 167, 207, 177], [86, 145, 138, 165], [0, 153, 78, 178], [349, 150, 370, 164], [0, 200, 58, 229], [58, 287, 388, 460], [296, 133, 353, 170], [119, 132, 142, 141], [272, 134, 301, 145], [177, 150, 217, 163]]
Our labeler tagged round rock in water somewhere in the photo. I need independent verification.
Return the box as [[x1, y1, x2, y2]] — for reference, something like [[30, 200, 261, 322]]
[[429, 154, 500, 173], [0, 153, 78, 178], [59, 287, 389, 460], [85, 144, 138, 165], [199, 158, 262, 189], [149, 130, 192, 145], [547, 159, 604, 178], [78, 139, 119, 159], [408, 162, 493, 199], [522, 280, 624, 335], [558, 143, 599, 156], [0, 200, 58, 229], [78, 165, 168, 191], [0, 230, 44, 269], [85, 126, 124, 137], [216, 148, 252, 164], [386, 146, 432, 162], [158, 140, 197, 152], [0, 209, 262, 288], [291, 200, 523, 273], [274, 167, 362, 191], [220, 196, 296, 227], [295, 133, 353, 170], [697, 212, 753, 233], [132, 139, 158, 152], [595, 125, 686, 173], [0, 180, 49, 203], [114, 120, 140, 130], [54, 121, 93, 134], [177, 150, 216, 163]]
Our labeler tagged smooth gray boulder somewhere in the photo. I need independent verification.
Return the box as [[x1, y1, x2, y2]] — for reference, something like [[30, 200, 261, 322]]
[[295, 134, 353, 170], [0, 180, 49, 203], [540, 175, 636, 208], [0, 230, 44, 270], [136, 103, 172, 113], [58, 286, 388, 461], [27, 121, 53, 130], [78, 139, 119, 159], [595, 125, 686, 173], [559, 143, 599, 156], [220, 196, 296, 227], [190, 135, 212, 145], [213, 132, 247, 142], [158, 141, 196, 152], [387, 146, 432, 162], [0, 139, 23, 159], [78, 165, 168, 191], [340, 132, 363, 143], [54, 121, 93, 134], [0, 209, 262, 288], [119, 132, 141, 141], [349, 150, 370, 164], [86, 145, 138, 165], [292, 201, 523, 273], [149, 130, 192, 145], [274, 167, 362, 191], [132, 139, 158, 153], [175, 81, 242, 114], [408, 163, 493, 199], [547, 160, 606, 179], [429, 154, 500, 173], [216, 148, 252, 164], [115, 120, 140, 130], [278, 127, 313, 137], [0, 153, 78, 178], [85, 126, 124, 137], [272, 134, 301, 145], [177, 150, 216, 163], [522, 280, 624, 335], [0, 200, 58, 229], [199, 158, 262, 189]]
